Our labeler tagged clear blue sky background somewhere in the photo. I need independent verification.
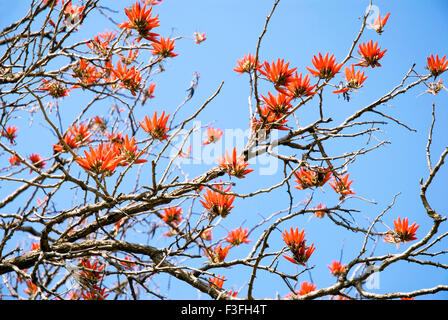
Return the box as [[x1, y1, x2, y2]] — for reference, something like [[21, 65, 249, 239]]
[[1, 0, 447, 299]]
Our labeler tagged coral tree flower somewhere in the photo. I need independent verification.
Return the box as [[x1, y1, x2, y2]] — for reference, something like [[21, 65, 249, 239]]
[[293, 167, 332, 190], [194, 32, 206, 44], [426, 54, 448, 78], [202, 126, 223, 146], [116, 134, 147, 165], [141, 83, 156, 105], [76, 143, 121, 176], [1, 126, 18, 144], [261, 91, 293, 115], [72, 59, 99, 86], [313, 203, 326, 219], [225, 227, 251, 246], [218, 147, 253, 178], [119, 49, 139, 65], [24, 280, 38, 297], [328, 261, 346, 277], [251, 105, 289, 132], [139, 111, 170, 141], [356, 40, 387, 68], [233, 53, 261, 74], [333, 65, 368, 94], [205, 244, 230, 263], [79, 258, 105, 285], [199, 184, 235, 218], [306, 53, 343, 80], [384, 217, 419, 244], [298, 282, 317, 296], [111, 60, 142, 96], [201, 228, 213, 241], [29, 154, 46, 173], [369, 12, 390, 34], [9, 155, 21, 166], [209, 275, 225, 289], [162, 206, 183, 225], [39, 79, 74, 98], [87, 30, 116, 57], [81, 286, 109, 300], [54, 123, 91, 153], [259, 58, 297, 88], [151, 37, 178, 58], [118, 2, 160, 42], [283, 72, 317, 99], [63, 1, 85, 29], [53, 132, 80, 153], [282, 227, 315, 265], [329, 173, 355, 199]]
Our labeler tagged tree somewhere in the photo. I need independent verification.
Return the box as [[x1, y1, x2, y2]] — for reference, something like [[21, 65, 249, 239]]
[[0, 0, 447, 300]]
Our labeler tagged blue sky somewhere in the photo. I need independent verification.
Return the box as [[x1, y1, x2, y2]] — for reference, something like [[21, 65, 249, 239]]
[[1, 0, 447, 299]]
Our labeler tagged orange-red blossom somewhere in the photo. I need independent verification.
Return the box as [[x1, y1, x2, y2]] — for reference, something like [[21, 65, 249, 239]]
[[282, 227, 315, 265], [75, 143, 121, 176], [118, 1, 160, 42], [384, 217, 419, 244], [217, 147, 253, 178], [329, 173, 355, 199], [199, 184, 235, 218], [427, 54, 448, 77], [293, 167, 332, 190], [370, 12, 391, 34], [328, 261, 347, 277], [356, 40, 387, 68], [225, 227, 250, 246], [306, 53, 343, 80], [139, 111, 170, 141]]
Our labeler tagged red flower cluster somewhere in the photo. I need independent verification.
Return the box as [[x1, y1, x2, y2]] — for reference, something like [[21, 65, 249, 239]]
[[313, 203, 327, 219], [260, 58, 297, 89], [233, 53, 261, 74], [72, 59, 99, 86], [225, 227, 250, 246], [151, 37, 178, 58], [333, 65, 368, 94], [328, 261, 346, 277], [282, 227, 315, 265], [53, 123, 91, 153], [63, 1, 85, 30], [29, 153, 46, 173], [427, 54, 448, 77], [356, 41, 387, 68], [218, 147, 253, 178], [194, 32, 206, 44], [162, 206, 183, 226], [384, 217, 419, 244], [306, 53, 343, 80], [205, 244, 231, 263], [119, 2, 160, 42], [369, 12, 391, 34], [282, 72, 317, 99], [199, 183, 235, 218], [202, 126, 223, 146], [87, 30, 116, 57], [298, 281, 316, 296], [329, 173, 355, 199], [75, 143, 121, 176], [39, 79, 75, 98], [261, 91, 292, 115], [293, 167, 332, 190], [111, 60, 142, 96], [139, 111, 170, 141], [1, 125, 18, 144]]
